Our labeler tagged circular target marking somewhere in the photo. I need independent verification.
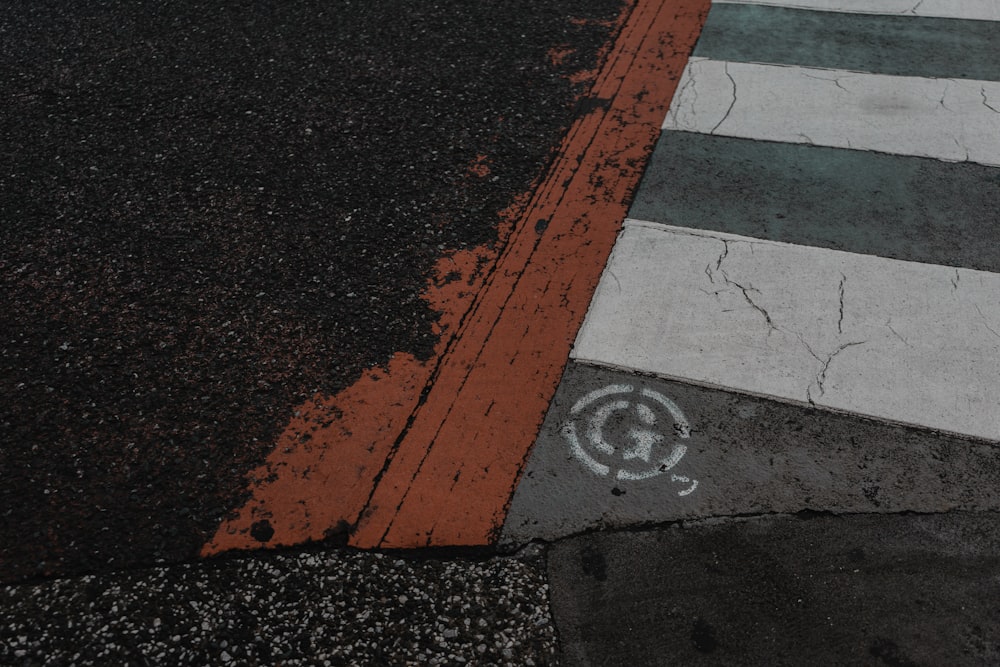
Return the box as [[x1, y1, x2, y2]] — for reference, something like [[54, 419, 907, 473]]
[[562, 384, 697, 493]]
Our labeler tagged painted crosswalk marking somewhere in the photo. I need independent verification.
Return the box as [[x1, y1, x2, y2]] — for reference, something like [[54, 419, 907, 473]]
[[573, 220, 1000, 442], [504, 0, 1000, 547], [665, 59, 1000, 166], [585, 1, 1000, 444], [716, 0, 1000, 21], [637, 2, 1000, 440]]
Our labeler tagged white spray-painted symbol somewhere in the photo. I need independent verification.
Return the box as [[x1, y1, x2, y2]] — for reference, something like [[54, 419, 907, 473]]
[[562, 384, 698, 494]]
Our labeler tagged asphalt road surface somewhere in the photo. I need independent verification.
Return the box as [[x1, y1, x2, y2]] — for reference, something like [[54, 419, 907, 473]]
[[2, 0, 621, 582], [4, 0, 1000, 665]]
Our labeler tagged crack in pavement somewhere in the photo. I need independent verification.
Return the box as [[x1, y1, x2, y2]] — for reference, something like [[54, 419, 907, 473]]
[[974, 303, 1000, 340], [884, 319, 912, 347], [808, 341, 867, 405], [711, 62, 738, 135], [982, 86, 1000, 114], [713, 239, 776, 334], [837, 273, 847, 334]]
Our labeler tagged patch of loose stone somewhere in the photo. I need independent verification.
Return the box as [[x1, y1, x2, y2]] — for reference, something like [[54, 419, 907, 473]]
[[0, 547, 557, 666]]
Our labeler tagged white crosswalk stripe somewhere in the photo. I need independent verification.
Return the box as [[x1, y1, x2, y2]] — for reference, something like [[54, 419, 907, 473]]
[[575, 1, 1000, 442], [665, 59, 1000, 166], [573, 220, 1000, 441], [716, 0, 1000, 22]]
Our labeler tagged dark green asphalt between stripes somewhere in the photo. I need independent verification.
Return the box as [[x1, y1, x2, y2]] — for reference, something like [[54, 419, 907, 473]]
[[695, 3, 1000, 80], [631, 131, 1000, 272]]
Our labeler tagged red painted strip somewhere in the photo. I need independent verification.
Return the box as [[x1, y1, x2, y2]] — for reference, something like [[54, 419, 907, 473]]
[[351, 0, 712, 549], [202, 242, 508, 554], [203, 0, 709, 556]]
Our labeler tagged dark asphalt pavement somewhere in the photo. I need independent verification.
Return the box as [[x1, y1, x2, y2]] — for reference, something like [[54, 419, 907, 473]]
[[550, 513, 1000, 666], [1, 0, 621, 582], [5, 1, 1000, 665]]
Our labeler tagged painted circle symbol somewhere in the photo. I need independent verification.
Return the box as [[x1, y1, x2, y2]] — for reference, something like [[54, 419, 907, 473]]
[[562, 384, 693, 483]]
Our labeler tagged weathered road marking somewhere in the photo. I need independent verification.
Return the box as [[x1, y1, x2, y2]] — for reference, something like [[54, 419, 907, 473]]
[[204, 0, 711, 554], [665, 58, 1000, 166], [716, 0, 1000, 21], [563, 384, 696, 490], [572, 220, 1000, 443]]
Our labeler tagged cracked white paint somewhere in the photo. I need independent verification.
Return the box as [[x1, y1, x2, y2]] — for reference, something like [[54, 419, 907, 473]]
[[715, 0, 1000, 21], [663, 58, 1000, 167], [572, 220, 1000, 443]]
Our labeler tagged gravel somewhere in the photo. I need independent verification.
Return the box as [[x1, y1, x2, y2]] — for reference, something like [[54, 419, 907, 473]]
[[0, 545, 558, 666]]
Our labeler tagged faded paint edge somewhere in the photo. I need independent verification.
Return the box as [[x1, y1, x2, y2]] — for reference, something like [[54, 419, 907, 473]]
[[201, 0, 670, 556], [348, 0, 713, 549]]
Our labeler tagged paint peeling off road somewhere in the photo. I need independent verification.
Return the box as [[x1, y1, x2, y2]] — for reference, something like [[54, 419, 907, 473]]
[[205, 0, 711, 556], [204, 214, 522, 554]]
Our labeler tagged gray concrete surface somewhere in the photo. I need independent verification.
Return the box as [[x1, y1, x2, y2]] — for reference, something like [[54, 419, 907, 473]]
[[503, 362, 1000, 545]]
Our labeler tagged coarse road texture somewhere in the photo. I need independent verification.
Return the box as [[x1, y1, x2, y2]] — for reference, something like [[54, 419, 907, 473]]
[[5, 0, 1000, 664], [203, 0, 707, 555], [2, 547, 557, 666], [2, 0, 625, 582]]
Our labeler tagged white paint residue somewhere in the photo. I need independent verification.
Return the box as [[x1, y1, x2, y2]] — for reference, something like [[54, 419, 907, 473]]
[[562, 422, 610, 477], [571, 384, 632, 415], [586, 400, 631, 456], [671, 475, 699, 497], [563, 384, 699, 492]]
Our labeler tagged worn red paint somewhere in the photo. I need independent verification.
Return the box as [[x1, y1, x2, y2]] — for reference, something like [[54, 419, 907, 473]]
[[203, 0, 710, 556]]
